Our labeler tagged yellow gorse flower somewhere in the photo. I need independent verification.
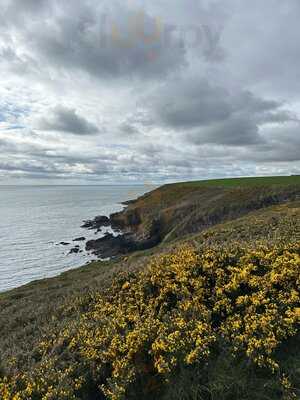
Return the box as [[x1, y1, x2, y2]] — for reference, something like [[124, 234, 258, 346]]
[[1, 242, 299, 399]]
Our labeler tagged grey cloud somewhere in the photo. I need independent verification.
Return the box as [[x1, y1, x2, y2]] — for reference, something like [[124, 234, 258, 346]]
[[2, 1, 187, 80], [221, 0, 300, 99], [151, 78, 289, 129], [246, 124, 300, 163], [119, 123, 140, 136], [0, 128, 299, 183], [0, 153, 111, 180], [148, 76, 295, 147], [37, 106, 99, 135], [4, 0, 48, 15], [188, 115, 262, 147], [151, 79, 232, 129], [0, 160, 54, 175], [232, 91, 281, 114], [122, 111, 155, 130], [0, 47, 28, 74]]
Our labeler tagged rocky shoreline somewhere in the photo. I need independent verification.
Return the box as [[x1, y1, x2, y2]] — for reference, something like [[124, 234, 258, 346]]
[[80, 208, 161, 259], [56, 189, 161, 259], [56, 191, 161, 259]]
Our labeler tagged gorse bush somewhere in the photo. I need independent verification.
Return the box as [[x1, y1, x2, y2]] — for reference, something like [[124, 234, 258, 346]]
[[1, 243, 299, 400]]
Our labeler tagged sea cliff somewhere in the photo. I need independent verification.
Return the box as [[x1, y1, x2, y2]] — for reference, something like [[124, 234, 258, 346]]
[[82, 176, 300, 258]]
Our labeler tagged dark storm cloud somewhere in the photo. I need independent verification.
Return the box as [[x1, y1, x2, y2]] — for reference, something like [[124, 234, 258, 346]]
[[37, 106, 99, 135]]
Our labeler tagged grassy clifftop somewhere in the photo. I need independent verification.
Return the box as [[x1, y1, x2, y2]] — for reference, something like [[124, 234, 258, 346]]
[[111, 176, 300, 245], [169, 175, 300, 187], [0, 176, 299, 400]]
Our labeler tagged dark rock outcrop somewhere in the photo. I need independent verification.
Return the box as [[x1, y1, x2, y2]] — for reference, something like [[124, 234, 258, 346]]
[[81, 216, 110, 229], [73, 237, 86, 242], [86, 233, 134, 258], [69, 246, 80, 254], [85, 229, 161, 259]]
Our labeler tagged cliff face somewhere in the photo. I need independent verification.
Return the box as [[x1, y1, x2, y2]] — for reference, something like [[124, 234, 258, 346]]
[[85, 180, 300, 258]]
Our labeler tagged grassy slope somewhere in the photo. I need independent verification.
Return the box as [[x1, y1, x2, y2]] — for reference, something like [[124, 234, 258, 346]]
[[187, 200, 300, 248], [0, 176, 299, 399]]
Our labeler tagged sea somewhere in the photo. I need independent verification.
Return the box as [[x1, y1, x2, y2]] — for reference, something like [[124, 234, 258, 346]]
[[0, 185, 152, 293]]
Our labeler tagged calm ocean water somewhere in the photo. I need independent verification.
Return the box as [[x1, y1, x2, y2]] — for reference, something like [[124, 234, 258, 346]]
[[0, 185, 151, 293]]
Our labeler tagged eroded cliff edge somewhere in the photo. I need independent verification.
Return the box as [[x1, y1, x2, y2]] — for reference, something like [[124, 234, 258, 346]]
[[82, 178, 300, 258]]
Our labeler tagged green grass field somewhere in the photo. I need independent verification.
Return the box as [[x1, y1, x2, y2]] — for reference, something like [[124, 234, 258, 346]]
[[173, 175, 300, 188]]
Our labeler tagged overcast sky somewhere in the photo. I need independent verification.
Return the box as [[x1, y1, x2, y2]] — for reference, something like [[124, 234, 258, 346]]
[[0, 0, 300, 184]]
